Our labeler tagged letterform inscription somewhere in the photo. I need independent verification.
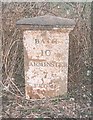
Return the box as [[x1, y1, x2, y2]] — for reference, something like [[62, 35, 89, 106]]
[[23, 29, 70, 99]]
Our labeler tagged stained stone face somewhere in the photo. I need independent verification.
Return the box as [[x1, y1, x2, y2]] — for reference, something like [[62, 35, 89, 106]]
[[23, 28, 72, 99]]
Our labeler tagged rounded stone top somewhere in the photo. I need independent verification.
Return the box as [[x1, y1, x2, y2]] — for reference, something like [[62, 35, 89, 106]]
[[16, 15, 75, 28]]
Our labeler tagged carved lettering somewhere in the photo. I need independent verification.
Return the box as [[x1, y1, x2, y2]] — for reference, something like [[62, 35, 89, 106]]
[[34, 39, 59, 44], [41, 50, 51, 56], [30, 61, 63, 67], [35, 39, 39, 44]]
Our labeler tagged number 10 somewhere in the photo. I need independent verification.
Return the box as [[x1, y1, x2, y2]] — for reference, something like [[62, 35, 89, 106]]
[[41, 50, 51, 56]]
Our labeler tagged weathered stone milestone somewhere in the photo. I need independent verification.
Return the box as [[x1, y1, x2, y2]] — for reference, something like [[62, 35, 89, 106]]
[[16, 15, 75, 99]]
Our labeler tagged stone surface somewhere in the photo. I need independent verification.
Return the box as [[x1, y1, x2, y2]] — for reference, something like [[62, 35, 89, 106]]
[[16, 15, 75, 27], [23, 28, 73, 99]]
